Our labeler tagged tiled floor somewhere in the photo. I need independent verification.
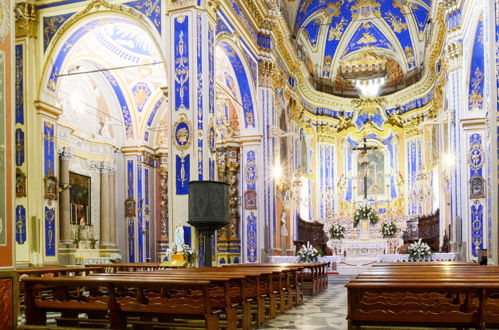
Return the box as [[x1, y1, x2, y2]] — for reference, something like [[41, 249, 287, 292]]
[[261, 283, 348, 329]]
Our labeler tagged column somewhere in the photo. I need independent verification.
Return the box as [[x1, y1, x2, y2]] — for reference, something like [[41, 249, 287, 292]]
[[168, 2, 217, 258], [158, 154, 169, 261], [58, 147, 72, 246], [109, 166, 117, 248], [100, 163, 110, 248]]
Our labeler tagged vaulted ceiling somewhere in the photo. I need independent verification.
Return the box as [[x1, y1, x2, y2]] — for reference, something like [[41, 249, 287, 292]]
[[285, 0, 431, 97]]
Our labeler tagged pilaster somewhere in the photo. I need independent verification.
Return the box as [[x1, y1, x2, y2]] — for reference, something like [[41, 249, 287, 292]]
[[168, 2, 217, 257]]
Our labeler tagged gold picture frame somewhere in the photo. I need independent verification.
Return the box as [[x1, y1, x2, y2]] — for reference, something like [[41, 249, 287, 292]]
[[43, 172, 58, 200]]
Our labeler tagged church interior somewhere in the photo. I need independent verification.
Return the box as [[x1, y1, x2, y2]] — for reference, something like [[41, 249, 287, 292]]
[[1, 0, 499, 328]]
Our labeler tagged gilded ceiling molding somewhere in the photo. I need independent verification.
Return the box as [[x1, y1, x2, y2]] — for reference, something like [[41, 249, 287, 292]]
[[15, 2, 37, 38]]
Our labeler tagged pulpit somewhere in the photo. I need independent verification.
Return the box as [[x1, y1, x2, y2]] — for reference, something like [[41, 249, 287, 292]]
[[418, 209, 440, 251], [294, 217, 328, 255]]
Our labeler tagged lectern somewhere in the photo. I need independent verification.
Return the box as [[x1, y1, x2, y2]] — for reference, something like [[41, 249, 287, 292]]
[[188, 181, 229, 267]]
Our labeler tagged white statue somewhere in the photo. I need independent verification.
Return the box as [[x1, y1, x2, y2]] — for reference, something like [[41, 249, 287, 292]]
[[280, 210, 288, 255], [175, 225, 185, 253]]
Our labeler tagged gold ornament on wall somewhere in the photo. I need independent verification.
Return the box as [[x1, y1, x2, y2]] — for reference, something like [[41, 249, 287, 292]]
[[44, 173, 58, 200]]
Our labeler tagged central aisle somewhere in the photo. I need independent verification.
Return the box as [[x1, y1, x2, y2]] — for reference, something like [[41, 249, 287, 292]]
[[261, 283, 348, 329]]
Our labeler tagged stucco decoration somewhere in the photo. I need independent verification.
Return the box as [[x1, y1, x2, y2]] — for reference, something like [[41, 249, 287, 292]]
[[0, 1, 10, 43]]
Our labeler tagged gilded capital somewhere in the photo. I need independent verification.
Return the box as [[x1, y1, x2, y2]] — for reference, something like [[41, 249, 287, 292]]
[[15, 3, 37, 38]]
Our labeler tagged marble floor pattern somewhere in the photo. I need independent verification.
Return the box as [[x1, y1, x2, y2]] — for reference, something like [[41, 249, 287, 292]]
[[261, 283, 348, 330]]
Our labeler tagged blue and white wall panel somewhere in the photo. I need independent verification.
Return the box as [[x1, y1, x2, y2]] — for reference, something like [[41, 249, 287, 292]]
[[261, 87, 275, 251], [319, 143, 334, 219]]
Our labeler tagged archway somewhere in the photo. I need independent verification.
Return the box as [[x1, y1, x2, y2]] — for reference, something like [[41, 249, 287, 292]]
[[35, 10, 168, 263]]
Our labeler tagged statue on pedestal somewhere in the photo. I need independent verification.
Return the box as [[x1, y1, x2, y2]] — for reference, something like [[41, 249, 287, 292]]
[[175, 225, 184, 253], [280, 210, 288, 255]]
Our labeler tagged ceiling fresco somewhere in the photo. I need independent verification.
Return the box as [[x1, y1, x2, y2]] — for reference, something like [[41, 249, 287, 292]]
[[291, 0, 431, 97]]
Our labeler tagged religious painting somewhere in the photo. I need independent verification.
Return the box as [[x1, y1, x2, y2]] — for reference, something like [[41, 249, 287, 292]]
[[69, 172, 91, 225], [125, 197, 136, 218], [357, 149, 385, 198], [470, 175, 485, 199], [43, 172, 58, 201], [244, 189, 257, 210], [15, 168, 26, 198]]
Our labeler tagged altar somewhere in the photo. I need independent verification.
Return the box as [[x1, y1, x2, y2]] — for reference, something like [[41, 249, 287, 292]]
[[342, 240, 387, 258]]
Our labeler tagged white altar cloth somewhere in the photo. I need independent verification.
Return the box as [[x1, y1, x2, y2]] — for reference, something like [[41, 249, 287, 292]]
[[342, 240, 387, 258], [377, 253, 457, 263], [268, 256, 341, 271]]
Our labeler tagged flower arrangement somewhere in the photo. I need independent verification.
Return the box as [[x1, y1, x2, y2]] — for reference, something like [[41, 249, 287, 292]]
[[407, 239, 433, 261], [88, 227, 98, 249], [71, 224, 81, 247], [381, 222, 397, 238], [353, 206, 379, 228], [297, 241, 319, 263], [329, 224, 345, 239], [182, 244, 194, 261]]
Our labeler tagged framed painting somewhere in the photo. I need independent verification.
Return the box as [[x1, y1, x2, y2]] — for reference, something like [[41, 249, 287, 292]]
[[69, 172, 91, 225]]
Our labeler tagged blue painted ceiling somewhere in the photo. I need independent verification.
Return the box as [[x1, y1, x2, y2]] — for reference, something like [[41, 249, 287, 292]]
[[294, 0, 431, 88]]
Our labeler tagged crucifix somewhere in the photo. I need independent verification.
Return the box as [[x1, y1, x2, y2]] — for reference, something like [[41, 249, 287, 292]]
[[351, 136, 379, 200]]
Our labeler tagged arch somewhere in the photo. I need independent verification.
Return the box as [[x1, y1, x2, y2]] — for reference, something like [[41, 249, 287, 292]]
[[38, 9, 169, 141], [215, 38, 257, 132]]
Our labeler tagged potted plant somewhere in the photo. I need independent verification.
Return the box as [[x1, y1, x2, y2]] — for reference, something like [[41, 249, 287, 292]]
[[88, 227, 98, 249], [407, 239, 433, 261], [353, 206, 379, 228], [381, 222, 397, 238], [72, 224, 81, 248], [297, 241, 319, 263]]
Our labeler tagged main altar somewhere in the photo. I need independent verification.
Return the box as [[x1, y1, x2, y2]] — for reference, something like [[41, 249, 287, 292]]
[[322, 214, 407, 259]]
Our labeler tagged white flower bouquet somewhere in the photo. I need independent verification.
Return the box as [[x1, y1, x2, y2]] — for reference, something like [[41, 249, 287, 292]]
[[329, 223, 345, 239], [407, 239, 433, 261], [297, 241, 319, 263], [381, 222, 397, 238]]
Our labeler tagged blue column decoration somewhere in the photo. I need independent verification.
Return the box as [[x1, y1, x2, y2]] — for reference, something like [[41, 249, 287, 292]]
[[197, 14, 204, 180], [247, 212, 257, 262], [245, 150, 257, 262], [176, 154, 190, 195], [45, 207, 56, 256], [127, 159, 135, 262], [137, 163, 143, 262], [15, 128, 25, 166], [174, 15, 190, 112], [145, 167, 150, 261], [128, 219, 135, 262], [208, 25, 214, 114], [471, 200, 484, 257], [469, 133, 484, 257], [468, 16, 484, 110], [43, 122, 55, 175], [16, 205, 26, 245], [15, 44, 24, 125]]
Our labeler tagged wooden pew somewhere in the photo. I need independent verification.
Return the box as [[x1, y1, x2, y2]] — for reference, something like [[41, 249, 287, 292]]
[[90, 271, 245, 330], [23, 276, 220, 329], [226, 262, 328, 296], [85, 262, 162, 273], [346, 263, 499, 330]]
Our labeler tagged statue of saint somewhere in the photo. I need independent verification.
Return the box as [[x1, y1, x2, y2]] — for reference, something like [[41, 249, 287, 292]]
[[280, 210, 288, 255], [175, 225, 184, 253]]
